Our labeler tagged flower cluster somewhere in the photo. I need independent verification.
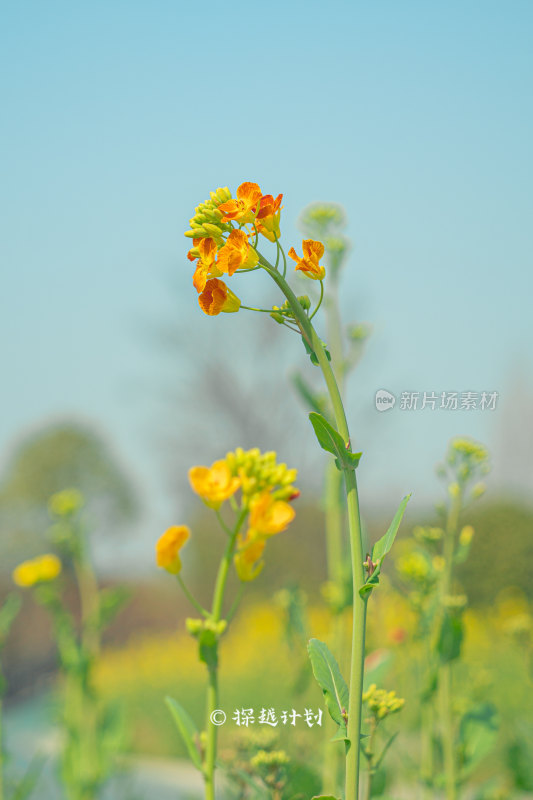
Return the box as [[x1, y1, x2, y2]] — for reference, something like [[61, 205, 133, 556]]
[[185, 182, 326, 316], [13, 554, 62, 588], [48, 488, 84, 518], [362, 684, 405, 720], [156, 449, 298, 584]]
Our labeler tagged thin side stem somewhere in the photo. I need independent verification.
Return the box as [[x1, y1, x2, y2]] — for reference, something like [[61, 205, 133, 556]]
[[177, 575, 209, 618], [438, 491, 462, 800], [204, 509, 248, 800]]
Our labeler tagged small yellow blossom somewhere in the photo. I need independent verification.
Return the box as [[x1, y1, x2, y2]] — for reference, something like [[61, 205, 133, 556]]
[[189, 460, 241, 509], [192, 237, 223, 293], [287, 239, 326, 280], [254, 194, 283, 242], [432, 555, 445, 572], [218, 182, 263, 224], [198, 278, 241, 315], [48, 489, 84, 517], [234, 537, 265, 582], [13, 554, 62, 588], [216, 229, 258, 276], [156, 526, 190, 575], [459, 525, 474, 546], [248, 491, 295, 537]]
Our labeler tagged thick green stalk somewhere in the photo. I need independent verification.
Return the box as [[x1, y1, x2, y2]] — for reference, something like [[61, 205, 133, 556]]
[[261, 261, 367, 800], [204, 510, 247, 800], [322, 275, 348, 794]]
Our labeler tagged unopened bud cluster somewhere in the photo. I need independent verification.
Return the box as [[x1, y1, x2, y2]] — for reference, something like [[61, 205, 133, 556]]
[[250, 749, 290, 769], [413, 526, 443, 544], [271, 295, 311, 324], [225, 448, 298, 500], [184, 187, 233, 244], [185, 617, 227, 638], [363, 684, 405, 720]]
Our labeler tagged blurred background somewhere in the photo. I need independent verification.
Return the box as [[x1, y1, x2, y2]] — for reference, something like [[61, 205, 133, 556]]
[[1, 1, 532, 797]]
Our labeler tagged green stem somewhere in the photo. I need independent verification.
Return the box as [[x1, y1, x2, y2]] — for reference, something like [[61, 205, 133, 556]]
[[177, 575, 209, 618], [0, 693, 4, 800], [420, 699, 434, 798], [363, 718, 377, 800], [438, 491, 462, 800], [260, 259, 366, 800], [321, 275, 347, 795], [204, 509, 248, 800]]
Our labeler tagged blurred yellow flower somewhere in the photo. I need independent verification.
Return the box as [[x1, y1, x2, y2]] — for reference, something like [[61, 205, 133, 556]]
[[218, 182, 263, 224], [198, 278, 241, 315], [13, 554, 62, 588], [459, 525, 474, 546], [156, 526, 190, 575], [216, 229, 258, 276], [249, 491, 295, 537], [189, 460, 241, 509], [287, 239, 326, 280], [234, 537, 265, 582], [48, 488, 84, 517]]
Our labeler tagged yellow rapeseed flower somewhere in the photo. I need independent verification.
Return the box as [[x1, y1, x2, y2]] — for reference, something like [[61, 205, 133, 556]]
[[198, 278, 241, 316], [156, 526, 190, 574], [248, 491, 295, 537], [192, 237, 223, 294], [234, 537, 265, 582], [13, 554, 62, 588], [218, 182, 263, 224], [216, 229, 258, 276], [254, 194, 283, 242], [189, 460, 241, 509], [287, 239, 326, 280]]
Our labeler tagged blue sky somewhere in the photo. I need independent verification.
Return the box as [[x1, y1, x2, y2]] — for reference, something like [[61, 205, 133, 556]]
[[1, 1, 532, 560]]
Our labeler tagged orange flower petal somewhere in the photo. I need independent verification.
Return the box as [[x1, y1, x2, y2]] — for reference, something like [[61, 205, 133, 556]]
[[302, 239, 325, 262], [198, 278, 228, 315]]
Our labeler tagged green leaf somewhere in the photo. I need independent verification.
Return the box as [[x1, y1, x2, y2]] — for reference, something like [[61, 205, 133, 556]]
[[302, 337, 331, 366], [198, 628, 218, 670], [165, 697, 204, 772], [312, 796, 342, 799], [291, 371, 327, 415], [97, 586, 130, 630], [360, 494, 411, 599], [309, 413, 362, 471], [437, 611, 464, 663], [459, 703, 498, 778], [372, 494, 412, 563], [0, 593, 21, 644], [307, 638, 349, 742]]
